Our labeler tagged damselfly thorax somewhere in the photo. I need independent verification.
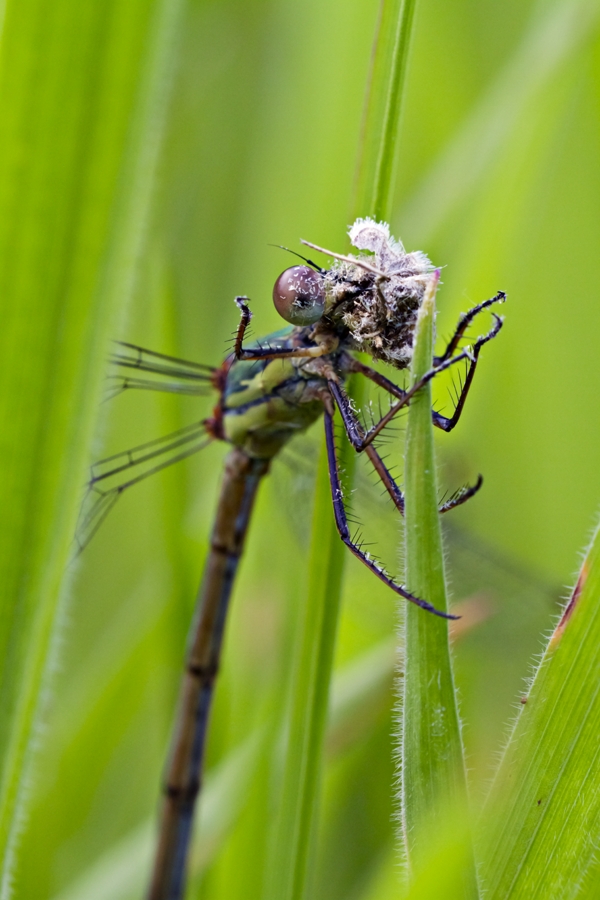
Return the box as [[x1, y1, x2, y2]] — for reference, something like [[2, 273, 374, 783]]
[[207, 327, 335, 460], [80, 218, 505, 900]]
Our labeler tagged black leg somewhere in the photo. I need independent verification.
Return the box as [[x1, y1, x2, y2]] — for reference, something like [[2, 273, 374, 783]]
[[432, 313, 503, 432], [365, 447, 483, 516], [328, 381, 482, 515], [364, 444, 405, 515], [438, 475, 483, 513], [233, 296, 253, 358], [340, 353, 407, 402], [328, 332, 472, 451], [434, 291, 505, 365], [323, 410, 457, 619], [342, 300, 504, 436], [233, 297, 333, 362], [323, 380, 404, 512]]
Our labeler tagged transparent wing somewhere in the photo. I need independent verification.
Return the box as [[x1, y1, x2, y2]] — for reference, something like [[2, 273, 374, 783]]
[[105, 341, 217, 399], [104, 375, 214, 402], [76, 420, 213, 553], [111, 341, 216, 378]]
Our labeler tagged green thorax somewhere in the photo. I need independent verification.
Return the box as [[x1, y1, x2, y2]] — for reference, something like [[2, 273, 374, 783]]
[[222, 327, 332, 459]]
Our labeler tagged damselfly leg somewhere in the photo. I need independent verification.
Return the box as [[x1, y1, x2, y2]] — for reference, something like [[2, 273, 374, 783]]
[[332, 388, 484, 517], [339, 290, 505, 436], [323, 408, 457, 619]]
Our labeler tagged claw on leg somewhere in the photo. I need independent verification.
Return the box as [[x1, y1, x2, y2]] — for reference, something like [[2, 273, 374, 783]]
[[439, 475, 483, 514]]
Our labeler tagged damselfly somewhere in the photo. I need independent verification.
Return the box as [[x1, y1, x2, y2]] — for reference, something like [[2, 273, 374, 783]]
[[80, 218, 504, 900]]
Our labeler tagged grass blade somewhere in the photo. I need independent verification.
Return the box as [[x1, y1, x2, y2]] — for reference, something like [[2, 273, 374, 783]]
[[400, 274, 478, 895], [0, 0, 182, 889], [264, 4, 421, 897], [478, 523, 600, 898], [264, 446, 348, 900], [353, 0, 417, 221]]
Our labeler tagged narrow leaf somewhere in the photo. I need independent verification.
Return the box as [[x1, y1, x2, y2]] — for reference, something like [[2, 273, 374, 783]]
[[400, 274, 478, 896], [263, 446, 347, 900], [352, 0, 418, 222], [0, 0, 183, 889], [479, 522, 600, 898], [263, 3, 422, 898]]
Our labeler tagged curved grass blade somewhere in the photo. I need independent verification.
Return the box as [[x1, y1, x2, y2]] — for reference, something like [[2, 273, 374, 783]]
[[263, 441, 348, 900], [352, 0, 418, 222], [399, 273, 478, 895], [0, 0, 184, 889], [478, 522, 600, 898], [263, 5, 422, 899]]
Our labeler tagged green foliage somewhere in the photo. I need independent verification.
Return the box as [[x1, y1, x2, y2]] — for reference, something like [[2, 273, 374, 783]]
[[479, 524, 600, 898], [264, 4, 418, 897], [1, 0, 600, 898], [0, 0, 183, 892], [353, 0, 417, 220], [401, 278, 477, 896], [263, 447, 346, 900]]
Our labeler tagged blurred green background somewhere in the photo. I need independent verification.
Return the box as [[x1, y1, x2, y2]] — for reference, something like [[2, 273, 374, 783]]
[[7, 0, 600, 897]]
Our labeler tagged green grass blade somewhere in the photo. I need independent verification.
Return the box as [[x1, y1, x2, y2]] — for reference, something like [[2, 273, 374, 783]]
[[478, 523, 600, 898], [400, 274, 478, 896], [352, 0, 417, 221], [0, 0, 182, 889], [263, 6, 421, 896], [264, 444, 348, 900]]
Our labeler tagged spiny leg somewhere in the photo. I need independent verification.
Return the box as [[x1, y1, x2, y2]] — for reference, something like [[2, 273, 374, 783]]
[[343, 307, 503, 437], [323, 408, 457, 619], [341, 354, 408, 402], [328, 381, 482, 514], [438, 475, 483, 513], [432, 312, 503, 432], [233, 296, 252, 358], [233, 297, 332, 362], [435, 291, 505, 365], [364, 444, 405, 514], [366, 445, 482, 514], [331, 344, 473, 449], [323, 378, 404, 513], [328, 344, 471, 448], [340, 312, 503, 441]]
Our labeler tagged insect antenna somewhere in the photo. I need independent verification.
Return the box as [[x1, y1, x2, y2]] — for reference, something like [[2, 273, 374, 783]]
[[268, 244, 326, 273]]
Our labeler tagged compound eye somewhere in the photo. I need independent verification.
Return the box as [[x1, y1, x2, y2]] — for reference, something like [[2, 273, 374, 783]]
[[272, 265, 325, 326]]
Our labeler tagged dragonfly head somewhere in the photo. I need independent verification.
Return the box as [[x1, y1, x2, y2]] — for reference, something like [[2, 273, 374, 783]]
[[272, 265, 326, 326]]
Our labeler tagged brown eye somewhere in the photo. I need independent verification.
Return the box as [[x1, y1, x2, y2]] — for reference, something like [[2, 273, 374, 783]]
[[272, 266, 325, 326]]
